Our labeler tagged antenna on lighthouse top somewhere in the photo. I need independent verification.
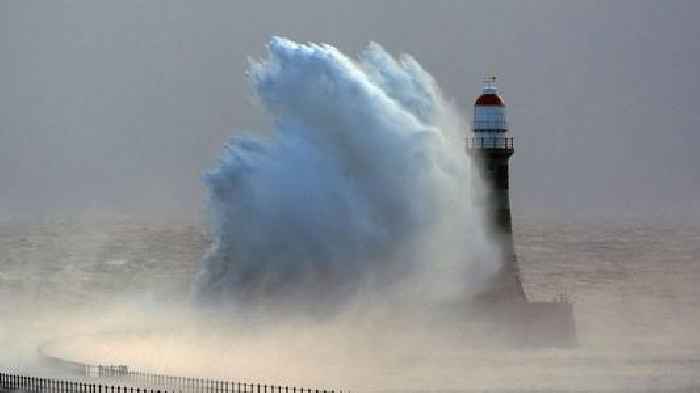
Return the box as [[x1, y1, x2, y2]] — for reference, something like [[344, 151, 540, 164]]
[[482, 74, 498, 94]]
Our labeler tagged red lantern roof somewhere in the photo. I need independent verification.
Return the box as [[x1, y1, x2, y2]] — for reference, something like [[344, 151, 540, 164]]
[[475, 93, 505, 107], [475, 76, 505, 107]]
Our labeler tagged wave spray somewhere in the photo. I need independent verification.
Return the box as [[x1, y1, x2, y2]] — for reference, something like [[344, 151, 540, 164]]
[[194, 37, 499, 315]]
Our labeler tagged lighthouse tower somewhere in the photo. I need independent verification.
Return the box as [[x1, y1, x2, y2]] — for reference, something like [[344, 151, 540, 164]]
[[468, 76, 527, 303]]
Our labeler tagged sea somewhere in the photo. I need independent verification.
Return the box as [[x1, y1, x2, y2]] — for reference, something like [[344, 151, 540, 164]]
[[0, 211, 698, 392]]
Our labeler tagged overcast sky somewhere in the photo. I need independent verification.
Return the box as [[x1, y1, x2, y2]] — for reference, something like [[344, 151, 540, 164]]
[[2, 1, 699, 221]]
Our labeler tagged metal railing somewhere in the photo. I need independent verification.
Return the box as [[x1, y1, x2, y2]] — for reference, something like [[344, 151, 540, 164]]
[[34, 340, 342, 393], [0, 370, 341, 393], [468, 136, 514, 150]]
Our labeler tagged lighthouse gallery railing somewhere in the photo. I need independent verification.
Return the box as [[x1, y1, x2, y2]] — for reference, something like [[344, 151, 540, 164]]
[[468, 136, 514, 150]]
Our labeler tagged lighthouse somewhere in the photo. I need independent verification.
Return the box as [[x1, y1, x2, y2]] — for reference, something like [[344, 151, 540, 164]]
[[468, 76, 527, 303], [463, 77, 576, 346]]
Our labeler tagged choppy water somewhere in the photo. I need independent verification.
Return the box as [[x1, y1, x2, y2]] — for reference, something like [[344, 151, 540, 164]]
[[1, 213, 699, 392]]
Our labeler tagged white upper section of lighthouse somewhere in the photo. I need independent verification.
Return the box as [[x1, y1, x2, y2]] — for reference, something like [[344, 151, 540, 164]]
[[470, 77, 513, 151], [473, 77, 508, 132]]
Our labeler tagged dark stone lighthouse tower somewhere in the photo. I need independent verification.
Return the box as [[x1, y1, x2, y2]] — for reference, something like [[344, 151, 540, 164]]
[[467, 77, 527, 303]]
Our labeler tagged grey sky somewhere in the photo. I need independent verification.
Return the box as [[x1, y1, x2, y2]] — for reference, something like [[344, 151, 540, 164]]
[[2, 1, 699, 220]]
